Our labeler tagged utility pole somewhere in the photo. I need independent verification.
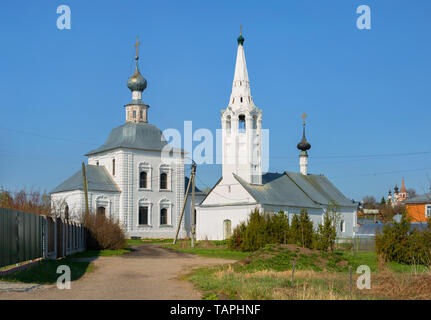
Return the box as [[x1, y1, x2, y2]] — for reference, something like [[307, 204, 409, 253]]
[[82, 162, 89, 215], [173, 161, 195, 244], [190, 162, 197, 248]]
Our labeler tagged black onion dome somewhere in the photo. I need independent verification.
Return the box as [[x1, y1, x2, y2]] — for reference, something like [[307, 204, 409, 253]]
[[297, 126, 311, 151], [127, 63, 147, 92], [237, 34, 244, 45]]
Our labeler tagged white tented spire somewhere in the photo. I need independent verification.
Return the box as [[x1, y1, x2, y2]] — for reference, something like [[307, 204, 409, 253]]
[[228, 33, 255, 111], [221, 31, 263, 185]]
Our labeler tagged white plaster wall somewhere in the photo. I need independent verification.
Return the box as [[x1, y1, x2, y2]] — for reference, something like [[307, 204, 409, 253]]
[[51, 190, 120, 223], [201, 177, 255, 206], [196, 204, 260, 240], [88, 148, 185, 239]]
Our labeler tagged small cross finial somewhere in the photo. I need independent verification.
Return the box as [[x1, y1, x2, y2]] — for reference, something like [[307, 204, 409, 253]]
[[302, 112, 307, 125], [240, 25, 243, 35], [134, 35, 141, 59]]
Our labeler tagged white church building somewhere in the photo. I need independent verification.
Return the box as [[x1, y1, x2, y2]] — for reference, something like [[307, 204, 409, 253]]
[[51, 45, 205, 238], [196, 32, 357, 240]]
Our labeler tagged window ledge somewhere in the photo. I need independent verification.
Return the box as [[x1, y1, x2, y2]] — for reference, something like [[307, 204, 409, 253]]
[[159, 225, 173, 228], [137, 225, 152, 228], [138, 188, 152, 191]]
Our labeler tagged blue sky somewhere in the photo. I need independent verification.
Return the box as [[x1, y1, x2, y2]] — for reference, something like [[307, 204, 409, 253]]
[[0, 0, 430, 201]]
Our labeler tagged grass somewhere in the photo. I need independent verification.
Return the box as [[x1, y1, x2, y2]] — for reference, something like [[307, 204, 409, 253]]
[[67, 249, 131, 259], [0, 258, 94, 284], [182, 244, 431, 300], [162, 240, 250, 260]]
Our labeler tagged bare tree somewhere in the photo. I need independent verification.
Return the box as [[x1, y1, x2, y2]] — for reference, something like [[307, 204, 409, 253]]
[[407, 188, 417, 199], [362, 196, 377, 209]]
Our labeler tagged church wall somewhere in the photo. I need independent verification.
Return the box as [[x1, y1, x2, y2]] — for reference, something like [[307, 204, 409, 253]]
[[196, 203, 261, 240], [51, 190, 84, 221], [201, 178, 256, 206], [89, 148, 186, 238], [51, 190, 120, 223]]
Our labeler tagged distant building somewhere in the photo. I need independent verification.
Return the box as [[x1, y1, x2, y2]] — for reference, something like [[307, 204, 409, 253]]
[[387, 177, 409, 206], [405, 192, 431, 222]]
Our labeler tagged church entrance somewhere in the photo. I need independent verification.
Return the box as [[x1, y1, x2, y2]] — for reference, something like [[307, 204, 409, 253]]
[[223, 219, 232, 240], [97, 206, 106, 217]]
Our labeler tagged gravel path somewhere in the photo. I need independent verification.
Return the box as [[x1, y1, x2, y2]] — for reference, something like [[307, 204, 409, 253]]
[[0, 244, 233, 300]]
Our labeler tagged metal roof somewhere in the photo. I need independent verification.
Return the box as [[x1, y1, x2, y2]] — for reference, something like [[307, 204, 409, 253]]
[[405, 192, 431, 204], [357, 222, 429, 237], [233, 172, 355, 209], [85, 122, 184, 156], [51, 165, 120, 194]]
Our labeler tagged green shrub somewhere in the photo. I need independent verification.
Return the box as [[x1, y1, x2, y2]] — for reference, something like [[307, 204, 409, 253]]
[[229, 208, 315, 251], [375, 214, 431, 266], [315, 203, 339, 252]]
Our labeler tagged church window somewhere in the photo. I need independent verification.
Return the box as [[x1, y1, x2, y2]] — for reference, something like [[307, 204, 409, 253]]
[[139, 171, 147, 189], [96, 161, 99, 166], [160, 172, 168, 190], [140, 110, 143, 119], [139, 206, 149, 225], [160, 208, 168, 225], [240, 97, 243, 103], [238, 114, 246, 133], [112, 159, 115, 176], [340, 220, 345, 233], [133, 110, 136, 119]]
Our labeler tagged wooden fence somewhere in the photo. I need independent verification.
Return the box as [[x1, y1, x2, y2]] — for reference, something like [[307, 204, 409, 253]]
[[0, 208, 86, 268]]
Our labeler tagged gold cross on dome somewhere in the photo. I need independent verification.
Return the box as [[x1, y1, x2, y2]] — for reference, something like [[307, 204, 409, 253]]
[[302, 112, 307, 124], [134, 35, 141, 57], [240, 25, 243, 35]]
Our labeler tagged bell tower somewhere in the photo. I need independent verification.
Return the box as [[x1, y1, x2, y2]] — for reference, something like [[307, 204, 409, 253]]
[[221, 29, 262, 185]]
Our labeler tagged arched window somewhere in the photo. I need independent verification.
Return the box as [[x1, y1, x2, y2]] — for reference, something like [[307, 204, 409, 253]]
[[226, 115, 231, 134], [238, 114, 246, 133], [252, 115, 257, 130], [139, 206, 149, 225], [64, 205, 69, 220], [139, 171, 147, 189], [223, 219, 232, 239], [160, 208, 168, 225], [97, 206, 105, 217], [160, 172, 167, 190], [112, 159, 115, 176]]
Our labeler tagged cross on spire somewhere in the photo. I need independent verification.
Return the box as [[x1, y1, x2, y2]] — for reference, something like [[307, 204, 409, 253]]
[[302, 112, 307, 125], [134, 35, 141, 59], [240, 25, 243, 35]]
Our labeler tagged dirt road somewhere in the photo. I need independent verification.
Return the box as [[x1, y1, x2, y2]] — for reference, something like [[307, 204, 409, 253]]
[[0, 244, 233, 300]]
